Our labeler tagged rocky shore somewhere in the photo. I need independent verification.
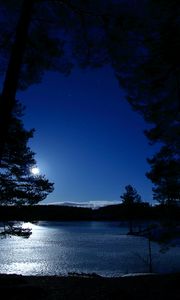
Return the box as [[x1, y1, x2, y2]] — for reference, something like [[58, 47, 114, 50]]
[[0, 272, 179, 300]]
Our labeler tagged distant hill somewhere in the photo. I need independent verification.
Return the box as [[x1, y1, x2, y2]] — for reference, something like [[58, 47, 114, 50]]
[[0, 203, 179, 221], [47, 201, 120, 209]]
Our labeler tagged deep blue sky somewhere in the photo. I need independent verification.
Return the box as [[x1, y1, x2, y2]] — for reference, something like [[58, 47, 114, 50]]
[[18, 65, 156, 206]]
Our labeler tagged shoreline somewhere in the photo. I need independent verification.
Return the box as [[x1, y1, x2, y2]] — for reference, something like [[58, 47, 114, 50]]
[[0, 272, 179, 300]]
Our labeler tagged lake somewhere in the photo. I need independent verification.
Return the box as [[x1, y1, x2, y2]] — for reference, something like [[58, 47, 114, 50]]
[[0, 221, 180, 276]]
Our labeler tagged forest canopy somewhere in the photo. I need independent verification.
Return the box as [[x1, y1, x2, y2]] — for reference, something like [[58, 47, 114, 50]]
[[0, 0, 179, 205]]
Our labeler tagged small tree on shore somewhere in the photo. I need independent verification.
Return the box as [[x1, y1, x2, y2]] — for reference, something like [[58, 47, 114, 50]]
[[120, 185, 142, 234], [0, 100, 54, 206]]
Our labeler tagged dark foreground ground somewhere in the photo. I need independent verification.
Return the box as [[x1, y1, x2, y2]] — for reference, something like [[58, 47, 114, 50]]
[[0, 273, 180, 300]]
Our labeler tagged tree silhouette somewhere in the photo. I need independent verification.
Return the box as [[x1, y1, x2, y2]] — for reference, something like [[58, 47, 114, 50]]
[[120, 185, 142, 234], [0, 101, 54, 205], [146, 145, 180, 205], [114, 1, 180, 203], [115, 0, 180, 144], [0, 0, 141, 157], [121, 185, 141, 206], [0, 0, 179, 205]]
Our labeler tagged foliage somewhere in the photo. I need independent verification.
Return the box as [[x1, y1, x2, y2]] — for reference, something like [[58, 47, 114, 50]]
[[120, 185, 142, 206], [0, 0, 133, 160], [120, 185, 142, 234], [0, 0, 129, 90], [0, 0, 179, 205], [146, 145, 180, 204], [115, 0, 180, 144], [113, 0, 180, 203], [0, 101, 54, 205]]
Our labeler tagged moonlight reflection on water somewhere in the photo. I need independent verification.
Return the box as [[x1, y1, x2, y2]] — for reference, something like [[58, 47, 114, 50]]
[[0, 221, 180, 276]]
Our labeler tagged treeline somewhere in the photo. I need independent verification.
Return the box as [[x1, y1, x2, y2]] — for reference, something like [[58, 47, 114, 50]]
[[0, 203, 179, 222]]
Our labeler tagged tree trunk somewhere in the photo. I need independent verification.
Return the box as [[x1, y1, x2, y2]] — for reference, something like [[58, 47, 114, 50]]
[[129, 218, 133, 234], [0, 0, 34, 161], [148, 231, 153, 273]]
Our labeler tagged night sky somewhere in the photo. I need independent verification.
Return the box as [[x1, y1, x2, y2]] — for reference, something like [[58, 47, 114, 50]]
[[18, 65, 156, 206]]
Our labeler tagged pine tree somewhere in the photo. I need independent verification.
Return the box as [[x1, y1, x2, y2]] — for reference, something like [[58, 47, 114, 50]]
[[0, 0, 129, 158], [114, 0, 180, 145], [0, 101, 54, 206], [146, 146, 180, 205], [120, 185, 142, 206], [120, 185, 142, 234], [114, 0, 180, 205], [1, 0, 179, 207]]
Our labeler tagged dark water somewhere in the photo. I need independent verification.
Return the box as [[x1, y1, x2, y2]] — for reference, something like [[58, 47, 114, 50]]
[[0, 221, 180, 276]]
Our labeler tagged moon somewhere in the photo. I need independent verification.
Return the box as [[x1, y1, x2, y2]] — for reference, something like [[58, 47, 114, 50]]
[[31, 167, 40, 175]]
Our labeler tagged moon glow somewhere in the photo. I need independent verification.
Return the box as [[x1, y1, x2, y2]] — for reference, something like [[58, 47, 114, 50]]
[[31, 167, 40, 175]]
